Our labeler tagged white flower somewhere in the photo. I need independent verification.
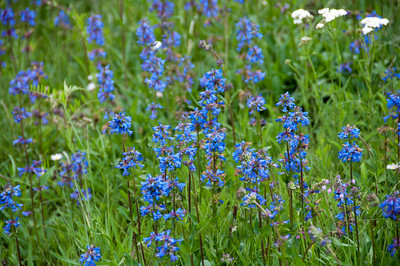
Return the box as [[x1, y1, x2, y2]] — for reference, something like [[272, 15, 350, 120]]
[[299, 36, 312, 46], [88, 75, 93, 81], [387, 163, 400, 170], [87, 82, 96, 91], [318, 8, 347, 23], [316, 23, 325, 29], [151, 41, 162, 51], [361, 17, 390, 35], [291, 9, 313, 24], [51, 153, 63, 161]]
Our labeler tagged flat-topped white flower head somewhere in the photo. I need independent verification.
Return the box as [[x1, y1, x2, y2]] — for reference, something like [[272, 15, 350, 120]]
[[291, 9, 313, 24], [318, 8, 347, 23], [51, 153, 63, 161], [316, 23, 325, 29], [361, 16, 390, 35], [387, 163, 400, 170]]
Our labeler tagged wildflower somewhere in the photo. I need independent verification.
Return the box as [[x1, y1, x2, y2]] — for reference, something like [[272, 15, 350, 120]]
[[80, 245, 101, 266], [387, 163, 400, 170], [361, 16, 389, 35], [0, 184, 23, 213], [338, 142, 363, 162], [136, 18, 155, 46], [241, 191, 266, 208], [380, 191, 400, 220], [221, 253, 235, 263], [337, 63, 352, 74], [144, 230, 182, 262], [96, 64, 115, 104], [13, 136, 33, 146], [318, 8, 347, 23], [291, 9, 313, 24], [388, 237, 400, 256], [70, 188, 92, 205], [108, 112, 133, 135], [275, 92, 295, 112], [315, 23, 325, 29], [383, 68, 400, 82], [3, 217, 20, 235], [199, 0, 219, 18], [12, 107, 31, 123], [116, 147, 144, 176], [20, 8, 36, 26], [299, 36, 312, 46], [338, 125, 360, 139], [86, 15, 104, 45], [247, 94, 266, 114], [54, 10, 72, 29], [88, 48, 106, 60]]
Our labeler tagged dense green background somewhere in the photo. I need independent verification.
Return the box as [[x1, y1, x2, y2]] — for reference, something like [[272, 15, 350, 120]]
[[1, 0, 400, 265]]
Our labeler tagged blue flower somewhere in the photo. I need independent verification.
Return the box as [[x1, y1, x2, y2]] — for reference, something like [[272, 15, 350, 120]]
[[96, 64, 115, 103], [337, 62, 352, 74], [383, 67, 400, 82], [54, 10, 72, 29], [199, 0, 219, 18], [70, 188, 92, 205], [380, 191, 400, 220], [275, 92, 296, 112], [338, 142, 363, 162], [149, 0, 175, 19], [12, 107, 31, 123], [241, 190, 266, 208], [0, 184, 23, 213], [152, 124, 173, 145], [136, 18, 155, 46], [247, 94, 266, 114], [338, 125, 360, 139], [89, 48, 106, 60], [144, 230, 182, 262], [201, 169, 225, 187], [116, 147, 144, 176], [108, 112, 133, 135], [0, 8, 16, 26], [80, 245, 101, 266], [13, 136, 33, 146], [388, 237, 400, 256], [20, 8, 36, 26], [246, 45, 264, 64], [3, 217, 20, 235], [86, 15, 104, 45]]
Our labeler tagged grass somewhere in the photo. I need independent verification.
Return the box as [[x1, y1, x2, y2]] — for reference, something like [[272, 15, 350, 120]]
[[1, 0, 400, 265]]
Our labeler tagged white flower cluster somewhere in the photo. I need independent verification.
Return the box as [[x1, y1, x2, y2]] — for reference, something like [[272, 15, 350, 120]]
[[291, 9, 313, 24], [318, 8, 347, 23], [361, 17, 390, 35], [299, 36, 312, 46], [314, 8, 347, 29], [387, 163, 400, 170]]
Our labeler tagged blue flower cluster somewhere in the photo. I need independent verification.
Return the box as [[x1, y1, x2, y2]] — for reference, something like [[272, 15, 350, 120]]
[[86, 15, 104, 46], [108, 112, 133, 135], [20, 8, 35, 26], [143, 230, 182, 262], [275, 92, 310, 178], [116, 147, 144, 176], [1, 184, 23, 235], [80, 245, 101, 266], [70, 188, 92, 205], [9, 62, 47, 102], [0, 8, 17, 38], [384, 90, 400, 122], [383, 68, 400, 82], [338, 125, 363, 163], [140, 174, 185, 221], [380, 191, 400, 221], [333, 175, 360, 234], [58, 151, 88, 188], [54, 11, 72, 29], [96, 64, 115, 117], [235, 17, 265, 84]]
